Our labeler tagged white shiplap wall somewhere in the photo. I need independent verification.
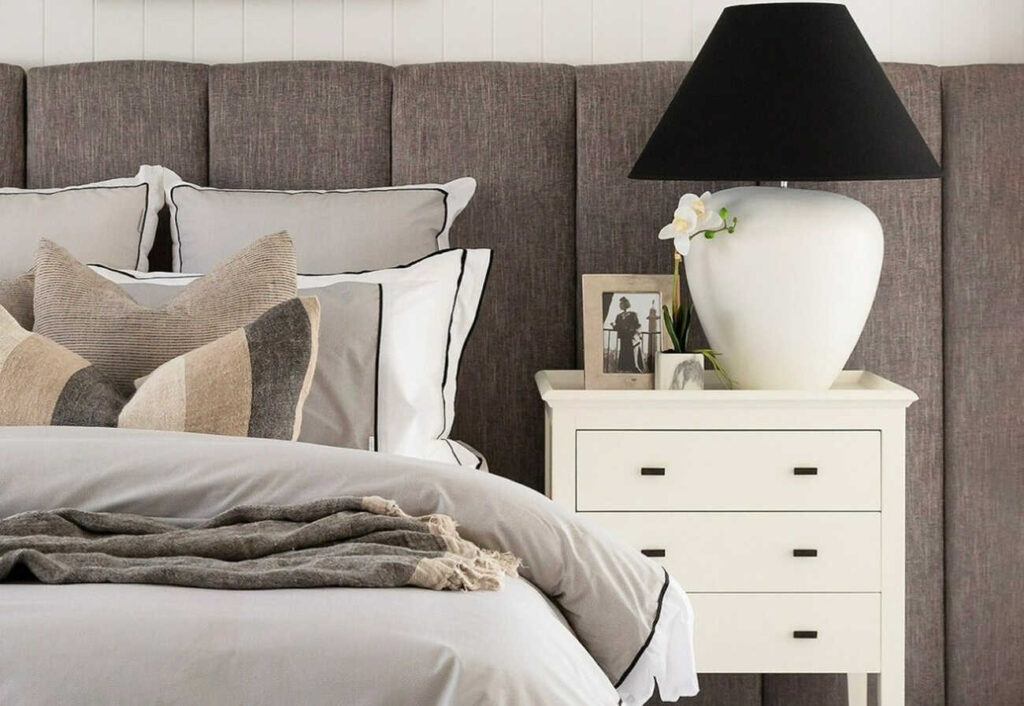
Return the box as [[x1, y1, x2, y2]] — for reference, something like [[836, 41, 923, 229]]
[[0, 0, 1022, 68]]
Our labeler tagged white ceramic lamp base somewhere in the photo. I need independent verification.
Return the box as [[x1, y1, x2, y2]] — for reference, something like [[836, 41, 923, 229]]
[[684, 186, 883, 390]]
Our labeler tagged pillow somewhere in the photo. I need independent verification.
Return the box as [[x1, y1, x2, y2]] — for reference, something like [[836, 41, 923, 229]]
[[0, 298, 319, 440], [0, 272, 33, 330], [163, 168, 476, 273], [0, 165, 164, 278], [33, 233, 297, 392], [93, 248, 492, 457]]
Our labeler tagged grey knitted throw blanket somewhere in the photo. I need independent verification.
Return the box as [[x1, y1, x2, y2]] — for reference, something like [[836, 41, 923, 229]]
[[0, 496, 520, 591]]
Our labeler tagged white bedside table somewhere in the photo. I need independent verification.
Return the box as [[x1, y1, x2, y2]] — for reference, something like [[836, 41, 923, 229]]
[[536, 370, 916, 706]]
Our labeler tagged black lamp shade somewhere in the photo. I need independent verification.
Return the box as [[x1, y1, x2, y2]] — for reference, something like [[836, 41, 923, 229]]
[[630, 3, 942, 182]]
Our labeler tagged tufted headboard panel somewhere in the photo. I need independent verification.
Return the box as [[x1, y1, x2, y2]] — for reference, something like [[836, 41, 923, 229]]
[[1, 59, 1021, 706]]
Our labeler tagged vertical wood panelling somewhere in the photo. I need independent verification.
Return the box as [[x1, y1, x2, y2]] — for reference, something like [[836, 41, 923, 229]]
[[145, 0, 195, 61], [593, 0, 642, 63], [244, 0, 294, 60], [343, 0, 393, 63], [44, 0, 93, 64], [942, 0, 996, 64], [845, 0, 893, 59], [94, 0, 144, 60], [443, 0, 493, 60], [195, 0, 243, 62], [641, 0, 690, 60], [4, 0, 1024, 68], [493, 0, 542, 61], [0, 0, 44, 67], [988, 0, 1024, 62], [891, 0, 942, 63], [293, 0, 344, 60], [393, 0, 444, 64], [543, 0, 592, 64]]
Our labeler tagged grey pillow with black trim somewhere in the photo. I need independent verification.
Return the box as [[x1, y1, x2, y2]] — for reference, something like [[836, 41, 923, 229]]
[[163, 168, 476, 273]]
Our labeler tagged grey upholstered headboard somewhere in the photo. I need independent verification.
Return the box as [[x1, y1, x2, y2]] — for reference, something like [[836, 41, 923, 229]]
[[0, 60, 1020, 706]]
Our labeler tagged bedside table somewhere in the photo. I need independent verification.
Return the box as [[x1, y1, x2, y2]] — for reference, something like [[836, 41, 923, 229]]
[[536, 370, 916, 706]]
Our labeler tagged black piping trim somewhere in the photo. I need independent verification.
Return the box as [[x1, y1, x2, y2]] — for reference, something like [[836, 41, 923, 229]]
[[436, 249, 467, 439], [373, 283, 384, 452], [447, 250, 493, 415], [89, 263, 193, 280], [467, 443, 485, 470], [614, 568, 671, 689], [297, 245, 464, 277], [443, 439, 461, 466], [437, 189, 450, 248], [169, 182, 451, 273], [0, 182, 151, 271]]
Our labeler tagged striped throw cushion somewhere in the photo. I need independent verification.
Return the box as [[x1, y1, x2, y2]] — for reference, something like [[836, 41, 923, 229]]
[[0, 298, 320, 440], [33, 232, 297, 392]]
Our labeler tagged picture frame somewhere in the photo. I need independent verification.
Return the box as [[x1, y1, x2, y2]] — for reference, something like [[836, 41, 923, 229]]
[[582, 274, 675, 390]]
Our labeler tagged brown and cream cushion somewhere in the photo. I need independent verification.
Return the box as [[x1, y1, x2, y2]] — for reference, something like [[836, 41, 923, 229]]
[[0, 272, 34, 330], [0, 297, 320, 440], [32, 232, 297, 392]]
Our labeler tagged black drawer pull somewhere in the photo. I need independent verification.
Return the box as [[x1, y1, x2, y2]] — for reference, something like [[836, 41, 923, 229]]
[[793, 467, 818, 475], [793, 548, 818, 557], [641, 549, 666, 558], [793, 630, 818, 639], [640, 467, 666, 476]]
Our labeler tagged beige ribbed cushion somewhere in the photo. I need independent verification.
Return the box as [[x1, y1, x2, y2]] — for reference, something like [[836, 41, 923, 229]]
[[33, 233, 297, 391], [0, 272, 34, 330]]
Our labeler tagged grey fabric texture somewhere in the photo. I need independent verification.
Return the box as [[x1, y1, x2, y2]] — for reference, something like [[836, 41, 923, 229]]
[[0, 272, 33, 329], [26, 62, 208, 187], [392, 63, 578, 491], [0, 64, 24, 187], [170, 183, 448, 274], [209, 62, 392, 189], [942, 64, 1024, 706], [0, 497, 518, 591]]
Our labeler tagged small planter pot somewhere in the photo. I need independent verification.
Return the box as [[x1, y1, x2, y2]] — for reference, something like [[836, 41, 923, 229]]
[[655, 352, 705, 390]]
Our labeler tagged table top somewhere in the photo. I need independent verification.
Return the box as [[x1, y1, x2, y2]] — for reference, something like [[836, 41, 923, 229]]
[[536, 370, 918, 408]]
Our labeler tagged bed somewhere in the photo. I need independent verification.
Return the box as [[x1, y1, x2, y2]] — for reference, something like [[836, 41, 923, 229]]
[[0, 61, 698, 705]]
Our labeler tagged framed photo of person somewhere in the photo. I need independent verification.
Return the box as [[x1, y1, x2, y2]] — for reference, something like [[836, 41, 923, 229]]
[[582, 274, 674, 390]]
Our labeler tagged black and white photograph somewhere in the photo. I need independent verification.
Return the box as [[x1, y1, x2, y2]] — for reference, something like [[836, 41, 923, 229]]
[[582, 274, 673, 390], [601, 291, 662, 375]]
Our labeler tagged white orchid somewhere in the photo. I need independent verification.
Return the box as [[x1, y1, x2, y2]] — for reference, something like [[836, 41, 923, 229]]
[[658, 191, 734, 256]]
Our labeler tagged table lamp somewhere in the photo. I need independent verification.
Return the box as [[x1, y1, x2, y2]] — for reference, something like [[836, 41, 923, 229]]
[[630, 2, 941, 389]]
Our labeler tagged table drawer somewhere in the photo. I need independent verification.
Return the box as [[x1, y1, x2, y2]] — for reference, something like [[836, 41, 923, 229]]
[[690, 593, 880, 673], [584, 512, 880, 592], [576, 430, 879, 510]]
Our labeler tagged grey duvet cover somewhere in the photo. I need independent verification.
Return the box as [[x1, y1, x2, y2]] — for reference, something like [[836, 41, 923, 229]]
[[0, 427, 698, 705]]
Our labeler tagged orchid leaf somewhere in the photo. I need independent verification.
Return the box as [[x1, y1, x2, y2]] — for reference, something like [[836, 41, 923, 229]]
[[663, 305, 682, 352]]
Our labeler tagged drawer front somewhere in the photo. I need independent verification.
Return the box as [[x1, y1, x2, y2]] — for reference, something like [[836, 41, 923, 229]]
[[583, 512, 880, 592], [576, 430, 880, 510], [689, 593, 880, 673]]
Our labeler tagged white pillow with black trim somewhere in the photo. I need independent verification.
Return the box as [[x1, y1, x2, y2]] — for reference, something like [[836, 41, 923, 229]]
[[163, 168, 477, 274], [93, 248, 492, 466], [0, 165, 165, 278]]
